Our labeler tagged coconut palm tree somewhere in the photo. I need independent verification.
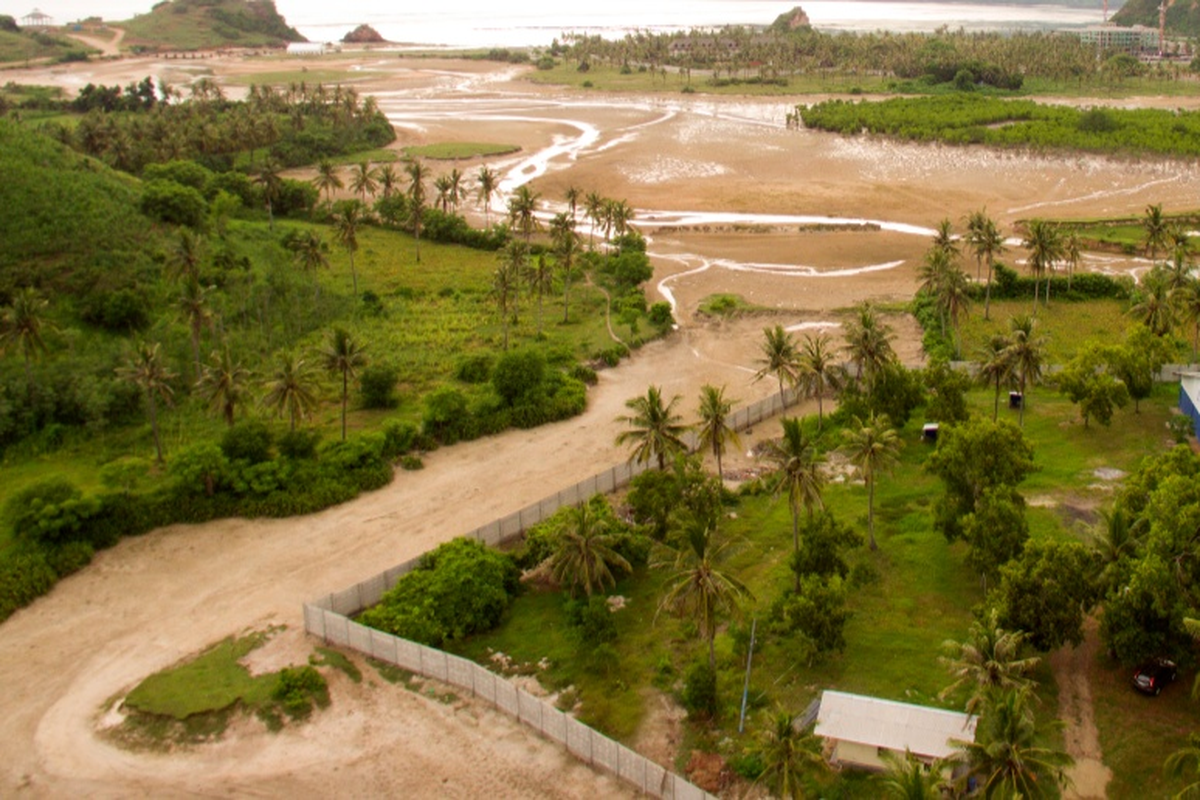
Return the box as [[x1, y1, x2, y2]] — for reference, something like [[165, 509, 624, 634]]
[[550, 212, 580, 323], [764, 416, 825, 591], [262, 353, 318, 432], [198, 348, 250, 427], [953, 689, 1073, 799], [319, 327, 367, 441], [754, 324, 799, 409], [548, 502, 631, 597], [1143, 202, 1171, 260], [966, 209, 1007, 320], [748, 709, 827, 800], [615, 385, 689, 471], [1005, 315, 1044, 426], [796, 332, 842, 432], [167, 229, 205, 282], [696, 384, 741, 483], [584, 191, 605, 248], [349, 160, 379, 204], [434, 173, 454, 213], [564, 185, 581, 222], [508, 185, 541, 245], [977, 334, 1014, 421], [942, 264, 973, 358], [879, 750, 945, 800], [1173, 275, 1200, 361], [1164, 732, 1200, 799], [932, 217, 959, 259], [476, 165, 499, 227], [289, 229, 330, 300], [117, 342, 176, 462], [255, 158, 284, 231], [1130, 268, 1177, 337], [312, 159, 343, 203], [939, 608, 1041, 716], [918, 247, 955, 339], [405, 157, 429, 263], [843, 303, 896, 391], [525, 252, 555, 338], [377, 163, 400, 199], [843, 413, 902, 552], [446, 167, 466, 214], [333, 200, 364, 295], [1062, 232, 1082, 293], [0, 287, 52, 384], [656, 522, 750, 669], [178, 276, 214, 380], [1021, 219, 1062, 310], [491, 242, 525, 350]]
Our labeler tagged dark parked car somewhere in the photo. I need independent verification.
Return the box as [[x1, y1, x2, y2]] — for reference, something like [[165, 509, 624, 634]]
[[1132, 657, 1178, 696]]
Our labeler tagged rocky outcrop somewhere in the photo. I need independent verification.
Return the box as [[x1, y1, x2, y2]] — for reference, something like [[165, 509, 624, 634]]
[[772, 6, 812, 32], [343, 24, 386, 44]]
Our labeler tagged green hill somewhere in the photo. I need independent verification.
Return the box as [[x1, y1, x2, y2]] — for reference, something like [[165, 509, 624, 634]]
[[0, 119, 153, 292], [0, 18, 94, 63], [119, 0, 304, 51], [1112, 0, 1200, 37]]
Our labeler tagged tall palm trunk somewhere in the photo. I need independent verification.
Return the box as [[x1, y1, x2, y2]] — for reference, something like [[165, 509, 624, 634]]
[[147, 391, 163, 463], [341, 370, 348, 441], [867, 476, 877, 551], [984, 262, 994, 320]]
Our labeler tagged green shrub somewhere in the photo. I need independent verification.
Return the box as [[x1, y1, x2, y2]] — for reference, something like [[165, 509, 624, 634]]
[[0, 545, 58, 622], [272, 665, 329, 719], [140, 180, 208, 228], [492, 349, 546, 406], [169, 442, 231, 497], [422, 386, 471, 443], [565, 595, 618, 645], [455, 354, 493, 384], [682, 661, 718, 719], [360, 538, 520, 647], [359, 364, 400, 409], [44, 539, 94, 577], [220, 419, 274, 464], [380, 420, 419, 458], [569, 363, 598, 385], [4, 477, 102, 545], [278, 429, 321, 460]]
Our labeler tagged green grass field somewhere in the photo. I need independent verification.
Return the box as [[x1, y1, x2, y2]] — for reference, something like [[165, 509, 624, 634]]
[[403, 143, 521, 160]]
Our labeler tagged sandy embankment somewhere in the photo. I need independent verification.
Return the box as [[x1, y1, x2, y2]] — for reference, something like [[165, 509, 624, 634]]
[[0, 51, 1196, 797]]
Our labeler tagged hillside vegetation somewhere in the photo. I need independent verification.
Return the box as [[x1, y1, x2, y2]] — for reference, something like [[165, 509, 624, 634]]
[[118, 0, 303, 51], [0, 17, 93, 63], [1114, 0, 1200, 37]]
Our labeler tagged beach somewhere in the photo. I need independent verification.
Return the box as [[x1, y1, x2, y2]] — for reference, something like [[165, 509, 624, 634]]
[[1, 50, 1198, 798]]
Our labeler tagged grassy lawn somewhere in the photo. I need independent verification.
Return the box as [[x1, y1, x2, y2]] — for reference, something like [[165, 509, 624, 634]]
[[958, 298, 1140, 365], [446, 383, 1178, 792], [403, 143, 521, 160]]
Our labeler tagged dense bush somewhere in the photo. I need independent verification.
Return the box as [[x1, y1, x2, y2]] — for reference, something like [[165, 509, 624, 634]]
[[359, 538, 521, 647], [140, 180, 208, 227], [359, 364, 400, 409], [220, 419, 274, 464], [565, 595, 618, 645], [682, 661, 718, 718]]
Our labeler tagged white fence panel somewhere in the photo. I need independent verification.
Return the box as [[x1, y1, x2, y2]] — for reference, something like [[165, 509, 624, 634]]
[[370, 629, 397, 664], [517, 689, 543, 729], [617, 744, 648, 792], [472, 664, 497, 704], [420, 645, 449, 682], [565, 715, 593, 762], [331, 586, 361, 616], [645, 760, 669, 798], [347, 620, 372, 654], [303, 604, 326, 638], [446, 654, 475, 692], [593, 732, 620, 777], [495, 677, 519, 717], [357, 572, 387, 609], [541, 704, 567, 746], [325, 612, 350, 646], [395, 638, 423, 672]]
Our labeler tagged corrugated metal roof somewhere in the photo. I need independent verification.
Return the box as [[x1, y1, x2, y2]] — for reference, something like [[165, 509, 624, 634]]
[[814, 690, 976, 760]]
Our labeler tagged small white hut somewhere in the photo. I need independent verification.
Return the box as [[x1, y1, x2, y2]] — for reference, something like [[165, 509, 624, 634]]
[[815, 691, 975, 772], [21, 8, 53, 27]]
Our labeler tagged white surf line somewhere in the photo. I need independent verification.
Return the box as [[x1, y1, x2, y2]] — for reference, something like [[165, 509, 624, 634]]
[[1006, 175, 1182, 215], [785, 321, 843, 333]]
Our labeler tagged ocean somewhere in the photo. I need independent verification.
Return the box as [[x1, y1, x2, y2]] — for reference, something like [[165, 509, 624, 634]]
[[17, 1, 1110, 48]]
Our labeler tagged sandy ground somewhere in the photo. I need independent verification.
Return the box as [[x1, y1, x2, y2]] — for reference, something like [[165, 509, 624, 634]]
[[1051, 617, 1113, 800], [3, 51, 1198, 797]]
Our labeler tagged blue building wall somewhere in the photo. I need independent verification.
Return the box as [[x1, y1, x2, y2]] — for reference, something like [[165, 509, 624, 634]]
[[1181, 380, 1200, 437]]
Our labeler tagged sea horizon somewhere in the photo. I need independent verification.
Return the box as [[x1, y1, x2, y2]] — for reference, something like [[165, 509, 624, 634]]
[[11, 1, 1112, 49]]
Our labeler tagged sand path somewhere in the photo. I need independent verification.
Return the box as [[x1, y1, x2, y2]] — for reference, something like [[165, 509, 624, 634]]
[[1051, 618, 1113, 800], [64, 27, 125, 59], [1, 53, 1193, 796]]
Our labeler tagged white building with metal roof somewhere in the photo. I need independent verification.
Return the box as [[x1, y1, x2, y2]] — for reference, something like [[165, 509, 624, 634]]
[[814, 690, 976, 771]]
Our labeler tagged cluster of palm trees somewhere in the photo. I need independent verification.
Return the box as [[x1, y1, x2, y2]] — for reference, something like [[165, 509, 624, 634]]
[[1122, 204, 1200, 354], [975, 316, 1045, 426]]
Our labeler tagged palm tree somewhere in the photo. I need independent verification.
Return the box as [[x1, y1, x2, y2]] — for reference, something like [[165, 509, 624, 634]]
[[333, 201, 364, 295], [198, 348, 250, 427], [168, 229, 205, 282], [262, 353, 318, 432], [446, 167, 466, 214], [615, 385, 690, 471], [255, 158, 284, 231], [879, 750, 945, 800], [584, 191, 605, 248], [977, 334, 1014, 421], [1143, 202, 1171, 260], [551, 212, 581, 324], [1173, 275, 1200, 361], [609, 199, 635, 238], [1062, 232, 1082, 293], [525, 252, 555, 338], [764, 416, 825, 591], [966, 209, 1007, 320], [754, 325, 799, 409], [434, 173, 454, 213], [918, 247, 955, 339], [289, 229, 330, 299], [843, 413, 902, 552], [405, 157, 429, 263], [0, 287, 52, 384], [312, 159, 343, 203], [1021, 219, 1062, 310], [656, 523, 750, 669], [939, 609, 1041, 716], [476, 165, 499, 227], [953, 689, 1073, 799], [377, 163, 400, 199], [1130, 268, 1176, 336], [491, 242, 525, 350], [178, 276, 214, 380], [547, 502, 631, 597], [932, 217, 959, 259], [843, 303, 896, 391], [942, 265, 973, 358], [117, 342, 176, 462], [795, 332, 842, 432], [1164, 732, 1200, 799], [748, 710, 826, 800], [349, 160, 379, 204], [319, 327, 367, 441], [696, 384, 741, 483], [1005, 314, 1044, 426], [508, 185, 541, 245]]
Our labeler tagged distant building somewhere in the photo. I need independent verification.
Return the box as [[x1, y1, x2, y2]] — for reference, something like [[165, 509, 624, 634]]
[[814, 690, 976, 772], [1180, 372, 1200, 439], [21, 8, 53, 27], [286, 42, 330, 57], [1075, 24, 1161, 56]]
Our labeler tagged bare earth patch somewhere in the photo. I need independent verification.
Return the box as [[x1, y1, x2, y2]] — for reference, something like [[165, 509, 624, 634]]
[[1051, 617, 1113, 799]]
